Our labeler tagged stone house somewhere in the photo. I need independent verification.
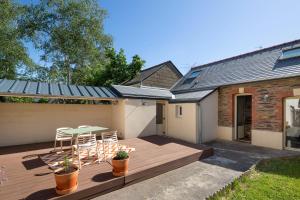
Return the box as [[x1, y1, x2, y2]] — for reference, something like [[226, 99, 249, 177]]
[[123, 61, 182, 89]]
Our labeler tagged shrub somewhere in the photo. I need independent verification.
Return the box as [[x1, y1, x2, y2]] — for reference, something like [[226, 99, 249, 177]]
[[63, 156, 71, 173], [114, 151, 129, 160]]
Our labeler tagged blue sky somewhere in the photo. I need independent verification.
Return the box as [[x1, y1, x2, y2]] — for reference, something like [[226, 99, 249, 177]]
[[23, 0, 300, 74]]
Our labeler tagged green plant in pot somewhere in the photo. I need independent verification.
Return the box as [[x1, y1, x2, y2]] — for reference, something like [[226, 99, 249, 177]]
[[112, 151, 129, 177], [54, 156, 79, 195]]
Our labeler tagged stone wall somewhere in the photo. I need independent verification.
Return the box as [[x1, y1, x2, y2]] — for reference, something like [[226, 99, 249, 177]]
[[218, 76, 300, 132], [142, 65, 181, 89]]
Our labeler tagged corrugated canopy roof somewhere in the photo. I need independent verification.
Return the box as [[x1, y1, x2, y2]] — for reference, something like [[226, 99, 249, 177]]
[[0, 79, 118, 100]]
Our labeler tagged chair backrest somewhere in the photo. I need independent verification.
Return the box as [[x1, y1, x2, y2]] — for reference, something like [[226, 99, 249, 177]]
[[77, 134, 97, 147], [78, 125, 92, 137], [101, 131, 118, 144], [56, 127, 73, 139]]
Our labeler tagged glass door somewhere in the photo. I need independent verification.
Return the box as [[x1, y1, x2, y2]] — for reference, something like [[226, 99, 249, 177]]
[[236, 95, 252, 142], [285, 97, 300, 149]]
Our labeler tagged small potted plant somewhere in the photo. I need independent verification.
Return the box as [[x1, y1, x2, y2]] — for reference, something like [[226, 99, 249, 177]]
[[54, 156, 79, 195], [112, 151, 129, 177]]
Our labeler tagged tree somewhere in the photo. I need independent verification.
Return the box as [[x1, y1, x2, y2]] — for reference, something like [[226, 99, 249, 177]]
[[85, 48, 144, 86], [21, 0, 112, 84], [0, 0, 34, 79]]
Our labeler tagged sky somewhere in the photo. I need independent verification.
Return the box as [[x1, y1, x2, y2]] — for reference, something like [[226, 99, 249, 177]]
[[23, 0, 300, 74]]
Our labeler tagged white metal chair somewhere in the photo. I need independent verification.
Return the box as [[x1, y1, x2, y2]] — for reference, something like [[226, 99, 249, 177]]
[[77, 125, 92, 139], [72, 134, 99, 169], [101, 131, 119, 161], [54, 127, 73, 152]]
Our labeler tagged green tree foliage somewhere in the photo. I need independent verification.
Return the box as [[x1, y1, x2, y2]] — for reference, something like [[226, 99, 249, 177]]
[[82, 48, 145, 86], [1, 0, 144, 89], [0, 0, 34, 79], [20, 0, 112, 84]]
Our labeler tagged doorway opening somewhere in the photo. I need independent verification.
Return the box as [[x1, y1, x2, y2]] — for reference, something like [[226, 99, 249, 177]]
[[236, 95, 252, 143], [156, 103, 166, 135], [284, 97, 300, 150]]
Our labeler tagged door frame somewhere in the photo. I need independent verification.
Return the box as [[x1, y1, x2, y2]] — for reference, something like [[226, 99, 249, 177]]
[[234, 93, 252, 141], [283, 96, 300, 151], [156, 102, 166, 135]]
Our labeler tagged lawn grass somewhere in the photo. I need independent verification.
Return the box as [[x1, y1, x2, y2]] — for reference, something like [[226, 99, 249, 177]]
[[211, 156, 300, 200]]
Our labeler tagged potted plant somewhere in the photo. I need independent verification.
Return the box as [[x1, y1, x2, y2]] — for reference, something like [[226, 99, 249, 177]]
[[54, 156, 79, 195], [112, 151, 129, 177]]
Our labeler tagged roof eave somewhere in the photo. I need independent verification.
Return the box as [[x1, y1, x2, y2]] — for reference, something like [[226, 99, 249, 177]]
[[173, 73, 300, 93], [0, 92, 118, 101]]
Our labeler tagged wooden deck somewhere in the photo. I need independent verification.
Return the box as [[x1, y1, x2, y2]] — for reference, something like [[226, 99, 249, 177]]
[[0, 136, 213, 200]]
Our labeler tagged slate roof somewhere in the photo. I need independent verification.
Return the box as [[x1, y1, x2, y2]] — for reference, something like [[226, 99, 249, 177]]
[[169, 89, 216, 103], [123, 61, 182, 86], [111, 85, 173, 99], [172, 39, 300, 93], [0, 79, 117, 99]]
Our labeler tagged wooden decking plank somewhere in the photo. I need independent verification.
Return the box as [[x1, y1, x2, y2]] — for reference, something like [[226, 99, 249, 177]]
[[0, 135, 213, 200]]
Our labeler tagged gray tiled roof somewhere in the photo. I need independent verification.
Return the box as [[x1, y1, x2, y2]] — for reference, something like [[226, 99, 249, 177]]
[[123, 61, 182, 85], [112, 85, 173, 99], [0, 79, 117, 99], [172, 39, 300, 93], [169, 89, 215, 103]]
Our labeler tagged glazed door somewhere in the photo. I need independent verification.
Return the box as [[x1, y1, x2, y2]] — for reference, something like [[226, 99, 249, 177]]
[[236, 95, 252, 142], [285, 98, 300, 149]]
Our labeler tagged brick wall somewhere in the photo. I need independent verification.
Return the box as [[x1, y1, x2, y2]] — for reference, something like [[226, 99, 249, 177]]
[[218, 77, 300, 132], [142, 65, 181, 89]]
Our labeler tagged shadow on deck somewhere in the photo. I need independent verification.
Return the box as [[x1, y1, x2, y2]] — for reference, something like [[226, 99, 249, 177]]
[[0, 135, 213, 200]]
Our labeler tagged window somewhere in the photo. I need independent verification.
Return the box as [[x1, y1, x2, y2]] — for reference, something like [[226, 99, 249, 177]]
[[188, 71, 201, 79], [176, 105, 183, 118], [183, 70, 202, 84], [280, 47, 300, 60]]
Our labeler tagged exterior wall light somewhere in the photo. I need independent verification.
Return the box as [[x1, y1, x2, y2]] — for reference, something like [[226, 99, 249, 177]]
[[141, 100, 148, 106], [263, 94, 270, 103]]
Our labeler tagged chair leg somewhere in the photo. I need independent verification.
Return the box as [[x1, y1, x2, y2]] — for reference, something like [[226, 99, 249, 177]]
[[78, 149, 81, 170], [60, 140, 63, 151], [103, 144, 106, 161], [71, 146, 74, 164], [96, 145, 101, 163]]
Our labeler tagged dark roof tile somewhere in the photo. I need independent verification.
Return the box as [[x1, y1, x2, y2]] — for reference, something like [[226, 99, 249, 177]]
[[172, 39, 300, 92]]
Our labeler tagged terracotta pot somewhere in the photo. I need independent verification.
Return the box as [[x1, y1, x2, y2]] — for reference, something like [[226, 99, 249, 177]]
[[54, 165, 79, 195], [112, 157, 129, 177]]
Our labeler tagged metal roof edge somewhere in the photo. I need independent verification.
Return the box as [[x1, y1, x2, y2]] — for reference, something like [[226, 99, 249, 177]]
[[169, 88, 217, 104], [171, 86, 218, 94]]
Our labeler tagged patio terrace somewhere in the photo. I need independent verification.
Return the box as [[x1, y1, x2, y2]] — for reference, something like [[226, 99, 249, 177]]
[[0, 135, 213, 200]]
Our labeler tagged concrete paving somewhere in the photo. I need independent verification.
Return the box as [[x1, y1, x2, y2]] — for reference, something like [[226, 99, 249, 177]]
[[93, 140, 300, 200]]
